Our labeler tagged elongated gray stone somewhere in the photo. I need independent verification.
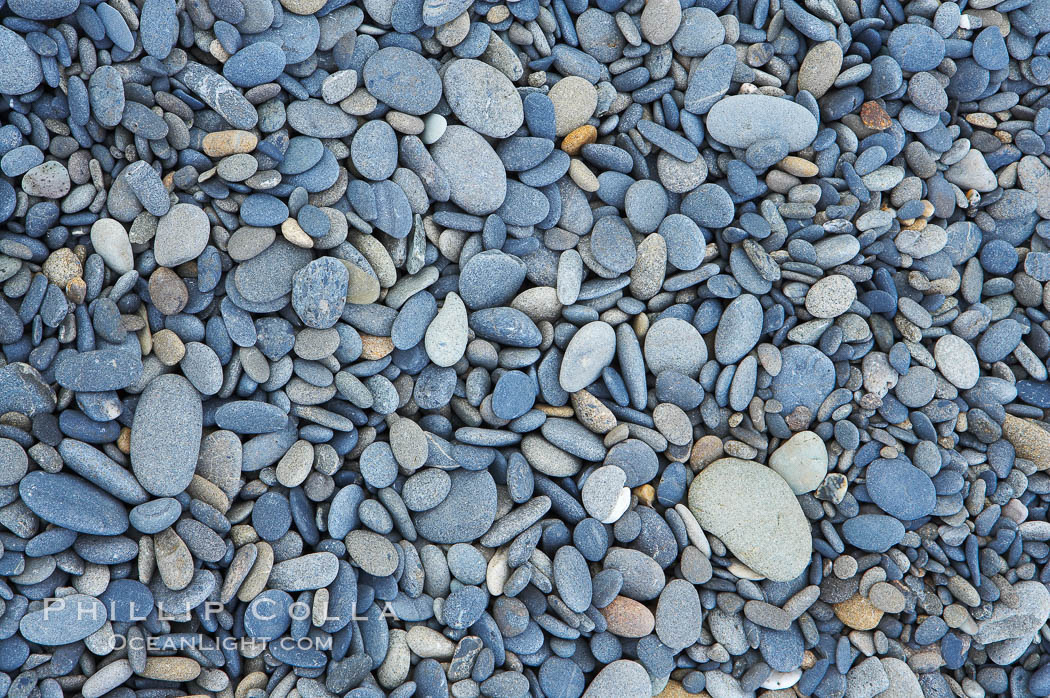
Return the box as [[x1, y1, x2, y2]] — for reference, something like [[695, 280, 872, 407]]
[[19, 471, 129, 535], [177, 62, 258, 130], [130, 374, 202, 497]]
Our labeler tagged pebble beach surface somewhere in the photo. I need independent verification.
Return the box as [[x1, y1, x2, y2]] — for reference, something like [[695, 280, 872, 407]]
[[0, 0, 1049, 696]]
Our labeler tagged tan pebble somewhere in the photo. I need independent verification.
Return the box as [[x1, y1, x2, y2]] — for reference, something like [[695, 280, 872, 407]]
[[634, 484, 655, 506], [280, 0, 326, 12], [965, 112, 997, 128], [281, 218, 314, 248], [1003, 414, 1050, 469], [360, 334, 394, 360], [867, 581, 906, 613], [186, 474, 230, 513], [339, 89, 378, 116], [535, 404, 575, 417], [657, 681, 710, 698], [600, 596, 655, 637], [561, 124, 597, 156], [386, 111, 424, 135], [238, 541, 274, 602], [139, 657, 201, 682], [486, 5, 510, 22], [834, 593, 884, 630], [42, 249, 83, 286], [229, 524, 260, 547], [152, 328, 186, 365], [342, 260, 381, 304], [571, 390, 617, 433], [568, 158, 600, 192], [779, 156, 819, 178], [220, 544, 259, 603], [117, 427, 132, 454], [235, 672, 269, 698]]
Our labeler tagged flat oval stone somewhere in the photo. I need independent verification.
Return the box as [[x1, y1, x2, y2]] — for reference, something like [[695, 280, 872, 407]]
[[644, 317, 707, 377], [443, 59, 524, 139], [268, 552, 340, 590], [129, 498, 182, 534], [688, 458, 812, 581], [223, 41, 287, 88], [55, 349, 142, 392], [771, 345, 835, 415], [583, 660, 651, 698], [244, 589, 293, 640], [19, 471, 129, 535], [706, 94, 818, 151], [841, 514, 905, 553], [286, 99, 357, 138], [178, 62, 259, 130], [130, 374, 203, 497], [865, 458, 936, 520], [88, 65, 125, 128], [459, 250, 526, 309], [553, 545, 592, 613], [934, 334, 979, 390], [346, 530, 399, 577], [19, 594, 107, 645], [414, 469, 497, 544], [655, 579, 703, 650], [141, 0, 178, 58], [714, 294, 763, 365], [363, 46, 442, 116], [155, 203, 210, 268], [430, 125, 507, 215], [560, 321, 616, 392], [214, 401, 289, 434], [351, 120, 398, 181], [492, 370, 536, 420]]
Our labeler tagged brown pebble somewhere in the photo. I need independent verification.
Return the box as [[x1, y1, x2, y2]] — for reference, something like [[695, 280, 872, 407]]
[[66, 277, 87, 304], [634, 484, 655, 506], [148, 267, 189, 315], [599, 595, 655, 638], [860, 101, 891, 130], [560, 124, 597, 156], [571, 389, 617, 433], [834, 593, 884, 630], [690, 435, 724, 470]]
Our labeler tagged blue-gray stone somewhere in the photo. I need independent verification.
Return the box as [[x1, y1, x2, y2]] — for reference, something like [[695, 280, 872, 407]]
[[865, 458, 937, 520], [55, 349, 143, 392], [19, 471, 129, 535]]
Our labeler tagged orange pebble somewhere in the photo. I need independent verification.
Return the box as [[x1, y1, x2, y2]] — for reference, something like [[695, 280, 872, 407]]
[[561, 124, 597, 156]]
